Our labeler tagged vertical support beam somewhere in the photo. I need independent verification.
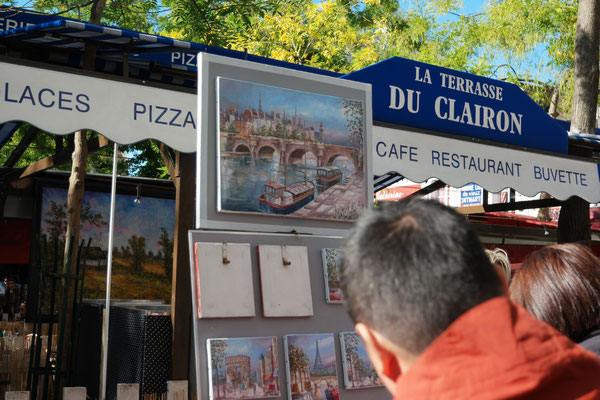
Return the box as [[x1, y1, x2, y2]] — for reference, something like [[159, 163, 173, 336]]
[[171, 152, 195, 380]]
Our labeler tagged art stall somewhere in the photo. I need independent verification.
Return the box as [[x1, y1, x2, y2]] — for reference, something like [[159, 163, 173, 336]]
[[2, 6, 600, 400], [189, 54, 600, 400], [189, 53, 385, 400]]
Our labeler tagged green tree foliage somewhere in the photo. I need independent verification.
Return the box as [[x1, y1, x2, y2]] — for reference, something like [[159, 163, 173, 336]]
[[473, 0, 579, 116], [128, 234, 147, 273], [0, 126, 130, 175], [157, 0, 283, 45], [210, 340, 227, 398], [157, 226, 173, 278]]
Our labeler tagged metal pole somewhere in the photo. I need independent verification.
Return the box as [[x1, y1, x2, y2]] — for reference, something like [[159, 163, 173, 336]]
[[100, 142, 118, 400]]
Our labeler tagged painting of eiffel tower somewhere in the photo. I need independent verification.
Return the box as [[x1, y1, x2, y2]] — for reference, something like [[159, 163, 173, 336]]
[[313, 339, 326, 370], [284, 333, 340, 400]]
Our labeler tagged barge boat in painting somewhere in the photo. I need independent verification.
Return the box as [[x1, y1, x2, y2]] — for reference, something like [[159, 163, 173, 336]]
[[259, 180, 315, 214], [316, 167, 343, 188]]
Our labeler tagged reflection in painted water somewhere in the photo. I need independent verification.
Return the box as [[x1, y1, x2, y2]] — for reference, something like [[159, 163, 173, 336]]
[[219, 155, 355, 213]]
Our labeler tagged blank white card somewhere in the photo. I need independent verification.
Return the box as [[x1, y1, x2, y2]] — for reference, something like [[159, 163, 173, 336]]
[[257, 245, 313, 317], [194, 242, 255, 318]]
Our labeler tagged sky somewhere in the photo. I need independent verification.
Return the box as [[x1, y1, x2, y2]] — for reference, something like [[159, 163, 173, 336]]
[[286, 333, 337, 369], [219, 77, 358, 147], [210, 337, 276, 373]]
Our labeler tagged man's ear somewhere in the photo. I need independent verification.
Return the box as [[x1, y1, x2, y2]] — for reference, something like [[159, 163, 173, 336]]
[[355, 322, 402, 395]]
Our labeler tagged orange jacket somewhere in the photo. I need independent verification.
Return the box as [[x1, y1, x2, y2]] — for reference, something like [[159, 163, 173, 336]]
[[394, 297, 600, 400]]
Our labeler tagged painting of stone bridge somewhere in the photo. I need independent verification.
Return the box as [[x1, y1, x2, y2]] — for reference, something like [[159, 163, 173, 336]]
[[216, 77, 366, 221]]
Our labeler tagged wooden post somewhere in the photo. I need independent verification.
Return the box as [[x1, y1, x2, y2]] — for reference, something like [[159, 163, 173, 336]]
[[171, 152, 195, 380]]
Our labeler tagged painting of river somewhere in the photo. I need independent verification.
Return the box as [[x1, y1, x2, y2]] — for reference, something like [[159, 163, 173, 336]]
[[217, 77, 365, 221]]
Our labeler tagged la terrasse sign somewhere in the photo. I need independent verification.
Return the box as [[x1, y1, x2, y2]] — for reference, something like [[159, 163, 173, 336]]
[[343, 57, 569, 154]]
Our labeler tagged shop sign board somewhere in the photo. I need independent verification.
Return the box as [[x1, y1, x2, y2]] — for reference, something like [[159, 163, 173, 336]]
[[373, 125, 600, 203], [0, 61, 197, 152], [461, 184, 483, 206], [343, 57, 569, 154]]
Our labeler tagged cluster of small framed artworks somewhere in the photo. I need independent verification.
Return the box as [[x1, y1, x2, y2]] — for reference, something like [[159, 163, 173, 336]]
[[193, 243, 345, 319], [206, 332, 382, 400]]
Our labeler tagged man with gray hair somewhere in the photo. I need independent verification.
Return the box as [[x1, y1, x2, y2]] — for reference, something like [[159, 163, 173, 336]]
[[341, 199, 600, 399]]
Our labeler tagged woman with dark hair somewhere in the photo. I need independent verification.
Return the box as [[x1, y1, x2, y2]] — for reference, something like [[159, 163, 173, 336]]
[[510, 243, 600, 356]]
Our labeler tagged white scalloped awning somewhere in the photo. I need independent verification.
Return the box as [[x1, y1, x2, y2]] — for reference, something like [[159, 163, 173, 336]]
[[373, 125, 600, 203], [0, 61, 197, 152]]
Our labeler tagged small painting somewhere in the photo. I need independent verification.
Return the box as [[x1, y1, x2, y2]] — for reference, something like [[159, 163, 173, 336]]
[[217, 77, 366, 221], [339, 332, 382, 389], [284, 333, 339, 400], [207, 336, 280, 400], [321, 248, 343, 303]]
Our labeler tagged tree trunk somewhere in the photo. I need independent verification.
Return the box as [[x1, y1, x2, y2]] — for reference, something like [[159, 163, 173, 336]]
[[548, 86, 560, 118], [59, 0, 106, 390], [558, 0, 600, 245], [61, 129, 88, 379]]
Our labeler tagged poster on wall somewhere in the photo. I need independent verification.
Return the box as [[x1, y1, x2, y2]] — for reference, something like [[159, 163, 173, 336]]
[[40, 186, 175, 302], [207, 336, 280, 400], [339, 332, 383, 389], [284, 333, 339, 400], [217, 77, 366, 221]]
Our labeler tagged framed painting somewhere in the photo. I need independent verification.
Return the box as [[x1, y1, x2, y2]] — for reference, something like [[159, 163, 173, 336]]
[[284, 333, 339, 400], [207, 336, 280, 400], [217, 77, 366, 221], [321, 248, 343, 304], [38, 184, 174, 303], [339, 332, 383, 389], [197, 53, 373, 235]]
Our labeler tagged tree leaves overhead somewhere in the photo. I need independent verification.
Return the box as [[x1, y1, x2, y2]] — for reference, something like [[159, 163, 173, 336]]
[[158, 0, 284, 46]]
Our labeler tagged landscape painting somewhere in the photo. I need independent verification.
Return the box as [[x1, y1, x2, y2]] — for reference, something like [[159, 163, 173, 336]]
[[339, 332, 382, 389], [284, 333, 339, 400], [217, 77, 366, 221], [321, 248, 343, 304], [207, 336, 280, 400], [40, 186, 174, 302]]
